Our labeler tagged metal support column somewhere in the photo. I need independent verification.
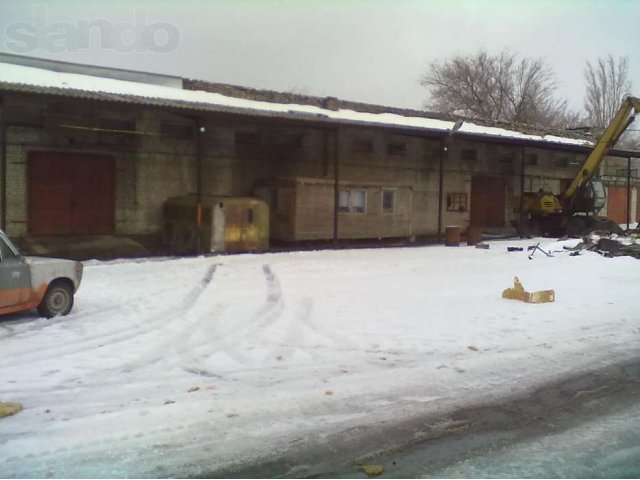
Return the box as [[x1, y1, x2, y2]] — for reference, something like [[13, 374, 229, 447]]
[[627, 156, 631, 230], [333, 129, 339, 243], [0, 97, 6, 231], [519, 147, 526, 237], [195, 121, 205, 253], [437, 138, 445, 243]]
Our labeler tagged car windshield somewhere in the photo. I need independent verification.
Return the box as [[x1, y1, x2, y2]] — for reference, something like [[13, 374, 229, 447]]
[[0, 232, 19, 261]]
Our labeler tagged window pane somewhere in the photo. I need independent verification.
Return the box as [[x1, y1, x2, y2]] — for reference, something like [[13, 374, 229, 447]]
[[446, 192, 467, 212], [0, 237, 16, 262], [338, 190, 350, 212], [351, 190, 366, 213], [382, 190, 395, 212]]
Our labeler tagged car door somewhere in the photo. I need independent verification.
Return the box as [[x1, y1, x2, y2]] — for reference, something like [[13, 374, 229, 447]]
[[0, 234, 31, 308]]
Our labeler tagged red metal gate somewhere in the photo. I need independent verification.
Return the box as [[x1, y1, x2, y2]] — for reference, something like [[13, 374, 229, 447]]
[[28, 152, 115, 235], [470, 176, 506, 227], [606, 185, 629, 225]]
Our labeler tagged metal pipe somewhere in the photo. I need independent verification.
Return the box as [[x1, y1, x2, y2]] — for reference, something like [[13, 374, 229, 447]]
[[437, 138, 444, 242], [333, 129, 339, 243], [438, 121, 462, 243], [195, 121, 205, 253], [322, 129, 329, 178], [627, 156, 631, 230], [519, 147, 526, 237], [0, 97, 6, 231]]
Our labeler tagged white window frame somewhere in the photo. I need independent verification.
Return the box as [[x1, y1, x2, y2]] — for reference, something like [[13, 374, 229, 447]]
[[338, 188, 367, 214]]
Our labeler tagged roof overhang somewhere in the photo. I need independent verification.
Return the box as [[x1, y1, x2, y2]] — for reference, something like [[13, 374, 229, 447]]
[[1, 79, 637, 159]]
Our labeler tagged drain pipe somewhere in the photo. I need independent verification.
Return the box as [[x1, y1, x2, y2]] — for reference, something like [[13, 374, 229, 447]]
[[627, 156, 631, 230], [438, 120, 464, 242], [332, 129, 339, 244], [195, 121, 205, 253], [519, 147, 526, 237], [437, 138, 445, 242], [0, 96, 6, 231]]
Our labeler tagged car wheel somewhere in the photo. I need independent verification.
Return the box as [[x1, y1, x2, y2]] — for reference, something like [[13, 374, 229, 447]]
[[37, 280, 74, 318]]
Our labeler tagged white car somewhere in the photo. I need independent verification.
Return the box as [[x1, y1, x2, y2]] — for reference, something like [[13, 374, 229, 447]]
[[0, 230, 83, 318]]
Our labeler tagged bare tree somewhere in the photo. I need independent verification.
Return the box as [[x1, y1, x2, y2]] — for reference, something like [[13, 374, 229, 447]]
[[584, 55, 631, 128], [421, 50, 576, 128]]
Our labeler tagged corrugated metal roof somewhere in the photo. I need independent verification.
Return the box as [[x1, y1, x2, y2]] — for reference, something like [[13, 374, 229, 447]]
[[1, 58, 633, 157]]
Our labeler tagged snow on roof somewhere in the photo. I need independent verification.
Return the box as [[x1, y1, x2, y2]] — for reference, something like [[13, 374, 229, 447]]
[[0, 61, 592, 148]]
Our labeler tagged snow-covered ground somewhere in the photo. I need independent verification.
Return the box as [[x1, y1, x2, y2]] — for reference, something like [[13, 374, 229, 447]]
[[1, 238, 639, 477]]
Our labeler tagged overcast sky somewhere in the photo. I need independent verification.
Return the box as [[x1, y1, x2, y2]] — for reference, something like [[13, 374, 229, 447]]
[[0, 0, 638, 113]]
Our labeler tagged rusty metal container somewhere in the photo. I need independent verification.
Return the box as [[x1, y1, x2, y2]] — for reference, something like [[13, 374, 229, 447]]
[[466, 226, 482, 246], [163, 195, 269, 254], [445, 226, 460, 247]]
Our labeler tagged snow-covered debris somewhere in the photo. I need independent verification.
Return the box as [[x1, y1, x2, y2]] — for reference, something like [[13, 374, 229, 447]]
[[566, 232, 640, 259], [0, 239, 639, 477]]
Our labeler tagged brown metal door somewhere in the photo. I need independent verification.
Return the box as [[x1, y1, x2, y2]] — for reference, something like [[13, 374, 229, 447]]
[[470, 176, 505, 227], [72, 156, 115, 234], [607, 185, 628, 224], [29, 152, 115, 235]]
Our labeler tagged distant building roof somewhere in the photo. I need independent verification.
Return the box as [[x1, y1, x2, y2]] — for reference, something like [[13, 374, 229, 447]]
[[0, 52, 183, 88]]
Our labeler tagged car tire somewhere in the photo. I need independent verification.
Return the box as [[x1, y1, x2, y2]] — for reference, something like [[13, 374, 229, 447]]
[[37, 280, 74, 318]]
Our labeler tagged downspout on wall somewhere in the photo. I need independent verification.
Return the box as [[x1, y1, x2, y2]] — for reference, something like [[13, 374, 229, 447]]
[[332, 129, 339, 244], [627, 156, 632, 230], [438, 121, 464, 242], [0, 96, 6, 232], [519, 147, 526, 237], [195, 120, 205, 253], [437, 138, 445, 242]]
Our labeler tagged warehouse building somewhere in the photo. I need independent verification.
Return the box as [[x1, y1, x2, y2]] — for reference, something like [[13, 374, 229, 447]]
[[0, 53, 637, 255]]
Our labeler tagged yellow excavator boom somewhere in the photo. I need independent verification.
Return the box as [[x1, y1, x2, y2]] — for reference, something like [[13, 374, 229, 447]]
[[564, 96, 640, 201]]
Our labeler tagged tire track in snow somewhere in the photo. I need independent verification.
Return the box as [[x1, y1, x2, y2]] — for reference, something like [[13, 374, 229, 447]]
[[1, 263, 219, 369], [117, 264, 223, 372], [199, 264, 283, 343], [0, 263, 195, 340], [204, 264, 284, 362], [270, 297, 312, 362], [169, 263, 286, 371], [252, 264, 285, 330]]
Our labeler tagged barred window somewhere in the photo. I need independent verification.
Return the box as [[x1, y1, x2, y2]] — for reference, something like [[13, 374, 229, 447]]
[[446, 192, 468, 212]]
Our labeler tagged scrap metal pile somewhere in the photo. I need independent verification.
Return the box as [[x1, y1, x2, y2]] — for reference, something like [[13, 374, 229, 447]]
[[564, 228, 640, 260]]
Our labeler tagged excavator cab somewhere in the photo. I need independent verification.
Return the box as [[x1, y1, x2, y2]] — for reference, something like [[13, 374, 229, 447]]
[[570, 177, 606, 214]]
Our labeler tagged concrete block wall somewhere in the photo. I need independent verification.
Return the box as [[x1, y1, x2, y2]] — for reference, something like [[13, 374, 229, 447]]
[[1, 92, 625, 244], [126, 112, 197, 235], [2, 97, 202, 238], [334, 128, 440, 237]]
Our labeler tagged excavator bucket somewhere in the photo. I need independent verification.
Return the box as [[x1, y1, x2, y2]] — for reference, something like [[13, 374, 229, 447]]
[[502, 277, 555, 304]]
